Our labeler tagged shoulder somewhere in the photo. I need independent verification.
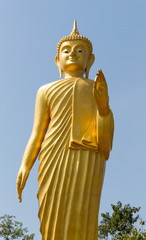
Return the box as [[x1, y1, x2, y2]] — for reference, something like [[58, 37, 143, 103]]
[[37, 83, 51, 93], [35, 83, 51, 102], [80, 78, 94, 88], [38, 79, 63, 92], [81, 77, 94, 85], [36, 80, 58, 95], [36, 79, 62, 102], [86, 78, 94, 85]]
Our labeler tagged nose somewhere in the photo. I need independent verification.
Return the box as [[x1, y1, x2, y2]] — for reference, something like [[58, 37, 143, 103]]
[[69, 49, 76, 57]]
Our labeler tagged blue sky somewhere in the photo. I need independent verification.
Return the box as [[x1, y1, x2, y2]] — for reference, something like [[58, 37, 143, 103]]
[[0, 0, 146, 238]]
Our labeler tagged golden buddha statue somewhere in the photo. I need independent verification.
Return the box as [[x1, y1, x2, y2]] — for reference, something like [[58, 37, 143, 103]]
[[17, 20, 114, 240]]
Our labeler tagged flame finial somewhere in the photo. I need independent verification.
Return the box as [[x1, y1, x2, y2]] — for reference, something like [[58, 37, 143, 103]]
[[70, 20, 79, 35]]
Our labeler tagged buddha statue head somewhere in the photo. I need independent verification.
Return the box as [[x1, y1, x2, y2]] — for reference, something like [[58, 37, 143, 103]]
[[55, 20, 95, 78]]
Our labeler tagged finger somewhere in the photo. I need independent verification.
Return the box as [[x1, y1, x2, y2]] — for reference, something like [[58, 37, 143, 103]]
[[94, 81, 107, 93], [21, 171, 29, 189], [95, 72, 102, 86], [96, 69, 106, 82], [18, 188, 22, 202], [94, 75, 101, 90], [93, 79, 97, 90], [17, 173, 22, 193], [98, 69, 103, 76], [17, 171, 25, 202], [95, 73, 101, 82], [94, 75, 99, 82], [17, 182, 23, 202]]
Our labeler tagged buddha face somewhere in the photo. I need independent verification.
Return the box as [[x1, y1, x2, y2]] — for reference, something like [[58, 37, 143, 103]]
[[58, 40, 89, 73]]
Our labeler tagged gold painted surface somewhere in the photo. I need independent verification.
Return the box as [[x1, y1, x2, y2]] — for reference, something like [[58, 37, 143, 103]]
[[17, 20, 114, 240]]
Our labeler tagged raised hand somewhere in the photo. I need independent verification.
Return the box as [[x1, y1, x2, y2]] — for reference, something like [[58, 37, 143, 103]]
[[16, 166, 30, 202], [93, 69, 110, 116]]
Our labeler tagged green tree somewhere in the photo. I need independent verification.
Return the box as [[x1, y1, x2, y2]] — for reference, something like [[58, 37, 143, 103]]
[[98, 201, 146, 240], [0, 215, 35, 240], [114, 219, 146, 240]]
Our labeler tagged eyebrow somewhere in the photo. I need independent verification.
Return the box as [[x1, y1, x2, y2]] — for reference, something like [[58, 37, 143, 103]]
[[74, 44, 86, 49], [61, 43, 87, 51], [61, 45, 71, 51]]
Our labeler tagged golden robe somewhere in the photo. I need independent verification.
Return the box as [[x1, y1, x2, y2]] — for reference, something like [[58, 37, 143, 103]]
[[37, 77, 114, 240]]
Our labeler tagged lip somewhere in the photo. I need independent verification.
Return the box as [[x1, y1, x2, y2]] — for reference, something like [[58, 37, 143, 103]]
[[69, 58, 77, 62]]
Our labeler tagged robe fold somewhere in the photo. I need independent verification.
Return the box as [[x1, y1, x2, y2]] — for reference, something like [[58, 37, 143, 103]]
[[37, 77, 114, 240]]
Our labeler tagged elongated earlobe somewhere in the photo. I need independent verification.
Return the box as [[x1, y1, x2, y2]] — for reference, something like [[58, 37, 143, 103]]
[[85, 68, 89, 78], [55, 55, 63, 79], [85, 54, 95, 78], [59, 68, 63, 79]]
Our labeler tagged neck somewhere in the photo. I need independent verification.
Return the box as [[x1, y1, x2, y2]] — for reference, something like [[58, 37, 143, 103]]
[[64, 71, 84, 79]]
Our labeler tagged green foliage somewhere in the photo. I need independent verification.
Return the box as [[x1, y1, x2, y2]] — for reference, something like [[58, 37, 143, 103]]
[[0, 215, 35, 240], [114, 219, 146, 240], [98, 201, 146, 240]]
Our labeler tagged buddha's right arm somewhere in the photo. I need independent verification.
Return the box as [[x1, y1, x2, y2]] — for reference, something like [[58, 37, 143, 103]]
[[17, 86, 50, 202]]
